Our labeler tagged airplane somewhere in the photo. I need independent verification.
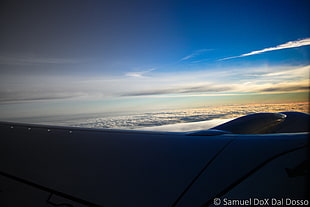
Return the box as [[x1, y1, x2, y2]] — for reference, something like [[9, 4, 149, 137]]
[[0, 111, 309, 207]]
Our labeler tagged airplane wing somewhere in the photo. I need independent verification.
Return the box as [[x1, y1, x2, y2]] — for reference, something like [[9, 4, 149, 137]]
[[0, 112, 309, 207]]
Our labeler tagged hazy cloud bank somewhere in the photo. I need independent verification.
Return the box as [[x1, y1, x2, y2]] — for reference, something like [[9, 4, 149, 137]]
[[0, 65, 308, 103]]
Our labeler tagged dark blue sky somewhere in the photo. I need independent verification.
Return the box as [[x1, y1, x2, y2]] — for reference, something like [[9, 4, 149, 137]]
[[0, 0, 309, 118], [1, 0, 309, 73]]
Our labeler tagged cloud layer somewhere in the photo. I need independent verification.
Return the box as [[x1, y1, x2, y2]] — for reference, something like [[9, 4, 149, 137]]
[[0, 64, 308, 104], [220, 38, 310, 60], [71, 102, 309, 130]]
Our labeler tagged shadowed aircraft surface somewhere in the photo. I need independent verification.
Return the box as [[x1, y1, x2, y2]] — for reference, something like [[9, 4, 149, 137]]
[[0, 112, 309, 207]]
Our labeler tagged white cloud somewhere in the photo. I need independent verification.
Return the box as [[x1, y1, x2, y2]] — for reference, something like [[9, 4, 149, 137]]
[[180, 49, 212, 61], [125, 68, 155, 78], [180, 54, 196, 61], [220, 38, 310, 60]]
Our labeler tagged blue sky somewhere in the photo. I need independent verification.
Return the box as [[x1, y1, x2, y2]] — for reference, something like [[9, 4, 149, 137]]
[[0, 0, 309, 119]]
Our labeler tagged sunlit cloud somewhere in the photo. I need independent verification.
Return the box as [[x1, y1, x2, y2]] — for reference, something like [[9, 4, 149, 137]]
[[260, 85, 309, 93], [220, 38, 310, 60], [238, 79, 310, 94], [262, 65, 309, 78], [121, 65, 309, 97]]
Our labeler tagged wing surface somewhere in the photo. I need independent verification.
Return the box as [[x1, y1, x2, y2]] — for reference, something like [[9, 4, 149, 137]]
[[0, 112, 308, 207]]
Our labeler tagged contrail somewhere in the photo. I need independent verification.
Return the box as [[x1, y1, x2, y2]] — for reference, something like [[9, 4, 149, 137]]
[[219, 37, 310, 61]]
